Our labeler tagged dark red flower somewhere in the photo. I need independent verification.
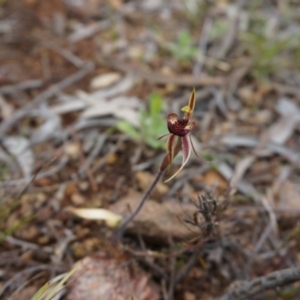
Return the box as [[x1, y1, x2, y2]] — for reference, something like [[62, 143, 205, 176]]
[[158, 88, 206, 182]]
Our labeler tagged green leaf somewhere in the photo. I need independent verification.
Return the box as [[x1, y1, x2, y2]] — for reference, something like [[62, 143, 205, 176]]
[[178, 30, 191, 47], [149, 92, 162, 115], [140, 110, 149, 128], [44, 263, 82, 300], [31, 264, 81, 300], [168, 30, 198, 63], [145, 137, 165, 149], [31, 282, 50, 300], [116, 121, 139, 139], [115, 92, 167, 149]]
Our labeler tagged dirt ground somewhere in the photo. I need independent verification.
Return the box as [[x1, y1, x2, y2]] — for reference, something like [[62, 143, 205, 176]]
[[0, 1, 300, 299]]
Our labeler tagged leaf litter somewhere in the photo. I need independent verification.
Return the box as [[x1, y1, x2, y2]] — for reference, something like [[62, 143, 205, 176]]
[[0, 1, 300, 300]]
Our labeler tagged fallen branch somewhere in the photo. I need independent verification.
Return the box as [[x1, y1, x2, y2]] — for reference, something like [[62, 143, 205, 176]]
[[219, 265, 300, 300]]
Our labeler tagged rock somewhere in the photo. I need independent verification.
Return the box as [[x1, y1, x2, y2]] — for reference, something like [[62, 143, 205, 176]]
[[66, 254, 159, 300]]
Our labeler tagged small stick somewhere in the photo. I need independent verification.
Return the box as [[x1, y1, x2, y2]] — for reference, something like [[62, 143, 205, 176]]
[[0, 79, 43, 94], [71, 129, 98, 192], [0, 62, 94, 134], [219, 265, 300, 300]]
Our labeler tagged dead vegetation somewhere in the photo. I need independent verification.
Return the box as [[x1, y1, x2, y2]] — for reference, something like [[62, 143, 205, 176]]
[[0, 0, 300, 299]]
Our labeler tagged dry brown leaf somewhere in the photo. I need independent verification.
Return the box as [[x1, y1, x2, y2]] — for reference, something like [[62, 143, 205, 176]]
[[66, 207, 122, 228], [268, 116, 299, 145], [201, 170, 228, 193], [231, 156, 255, 188], [89, 72, 121, 90], [278, 181, 300, 213], [110, 191, 200, 241], [1, 136, 34, 178]]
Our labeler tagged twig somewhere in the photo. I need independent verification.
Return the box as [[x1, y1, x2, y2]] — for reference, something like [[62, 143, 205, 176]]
[[0, 62, 94, 134], [260, 191, 278, 236], [78, 134, 107, 175], [68, 20, 110, 43], [71, 129, 98, 192], [168, 239, 176, 300], [108, 176, 125, 203], [0, 79, 44, 95], [42, 41, 85, 68], [176, 194, 218, 284], [272, 83, 300, 98], [215, 16, 238, 59], [193, 17, 212, 76], [161, 279, 169, 300], [175, 247, 202, 284], [0, 265, 65, 298], [52, 229, 76, 265], [4, 236, 53, 254], [214, 0, 245, 59], [135, 234, 169, 281], [243, 222, 273, 278], [15, 158, 56, 199], [7, 272, 44, 300], [0, 155, 68, 187], [219, 265, 300, 300], [91, 135, 126, 174]]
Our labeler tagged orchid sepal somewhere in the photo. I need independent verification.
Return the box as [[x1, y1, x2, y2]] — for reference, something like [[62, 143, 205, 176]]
[[164, 135, 192, 183], [189, 135, 207, 163]]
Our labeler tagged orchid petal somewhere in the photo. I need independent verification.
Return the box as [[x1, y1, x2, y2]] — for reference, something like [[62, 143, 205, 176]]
[[167, 134, 177, 167], [157, 133, 170, 140], [188, 87, 196, 111], [173, 135, 182, 159], [168, 114, 191, 136], [181, 88, 196, 119], [184, 121, 196, 131], [160, 135, 181, 171], [167, 113, 179, 124], [189, 135, 207, 162], [164, 135, 191, 183]]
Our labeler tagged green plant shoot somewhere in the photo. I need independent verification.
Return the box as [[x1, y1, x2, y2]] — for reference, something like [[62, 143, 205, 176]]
[[116, 92, 166, 149]]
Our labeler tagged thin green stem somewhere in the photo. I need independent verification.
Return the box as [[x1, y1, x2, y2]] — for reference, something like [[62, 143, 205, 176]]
[[116, 169, 164, 238]]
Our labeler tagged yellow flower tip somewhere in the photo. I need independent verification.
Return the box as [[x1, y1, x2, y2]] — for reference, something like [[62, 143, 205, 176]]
[[181, 105, 192, 113]]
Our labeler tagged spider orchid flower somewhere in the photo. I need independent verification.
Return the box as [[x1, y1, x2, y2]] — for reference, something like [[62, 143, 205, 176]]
[[159, 88, 206, 182], [116, 88, 206, 238]]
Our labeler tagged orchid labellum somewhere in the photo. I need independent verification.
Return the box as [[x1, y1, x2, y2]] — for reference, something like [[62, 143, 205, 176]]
[[159, 88, 206, 182]]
